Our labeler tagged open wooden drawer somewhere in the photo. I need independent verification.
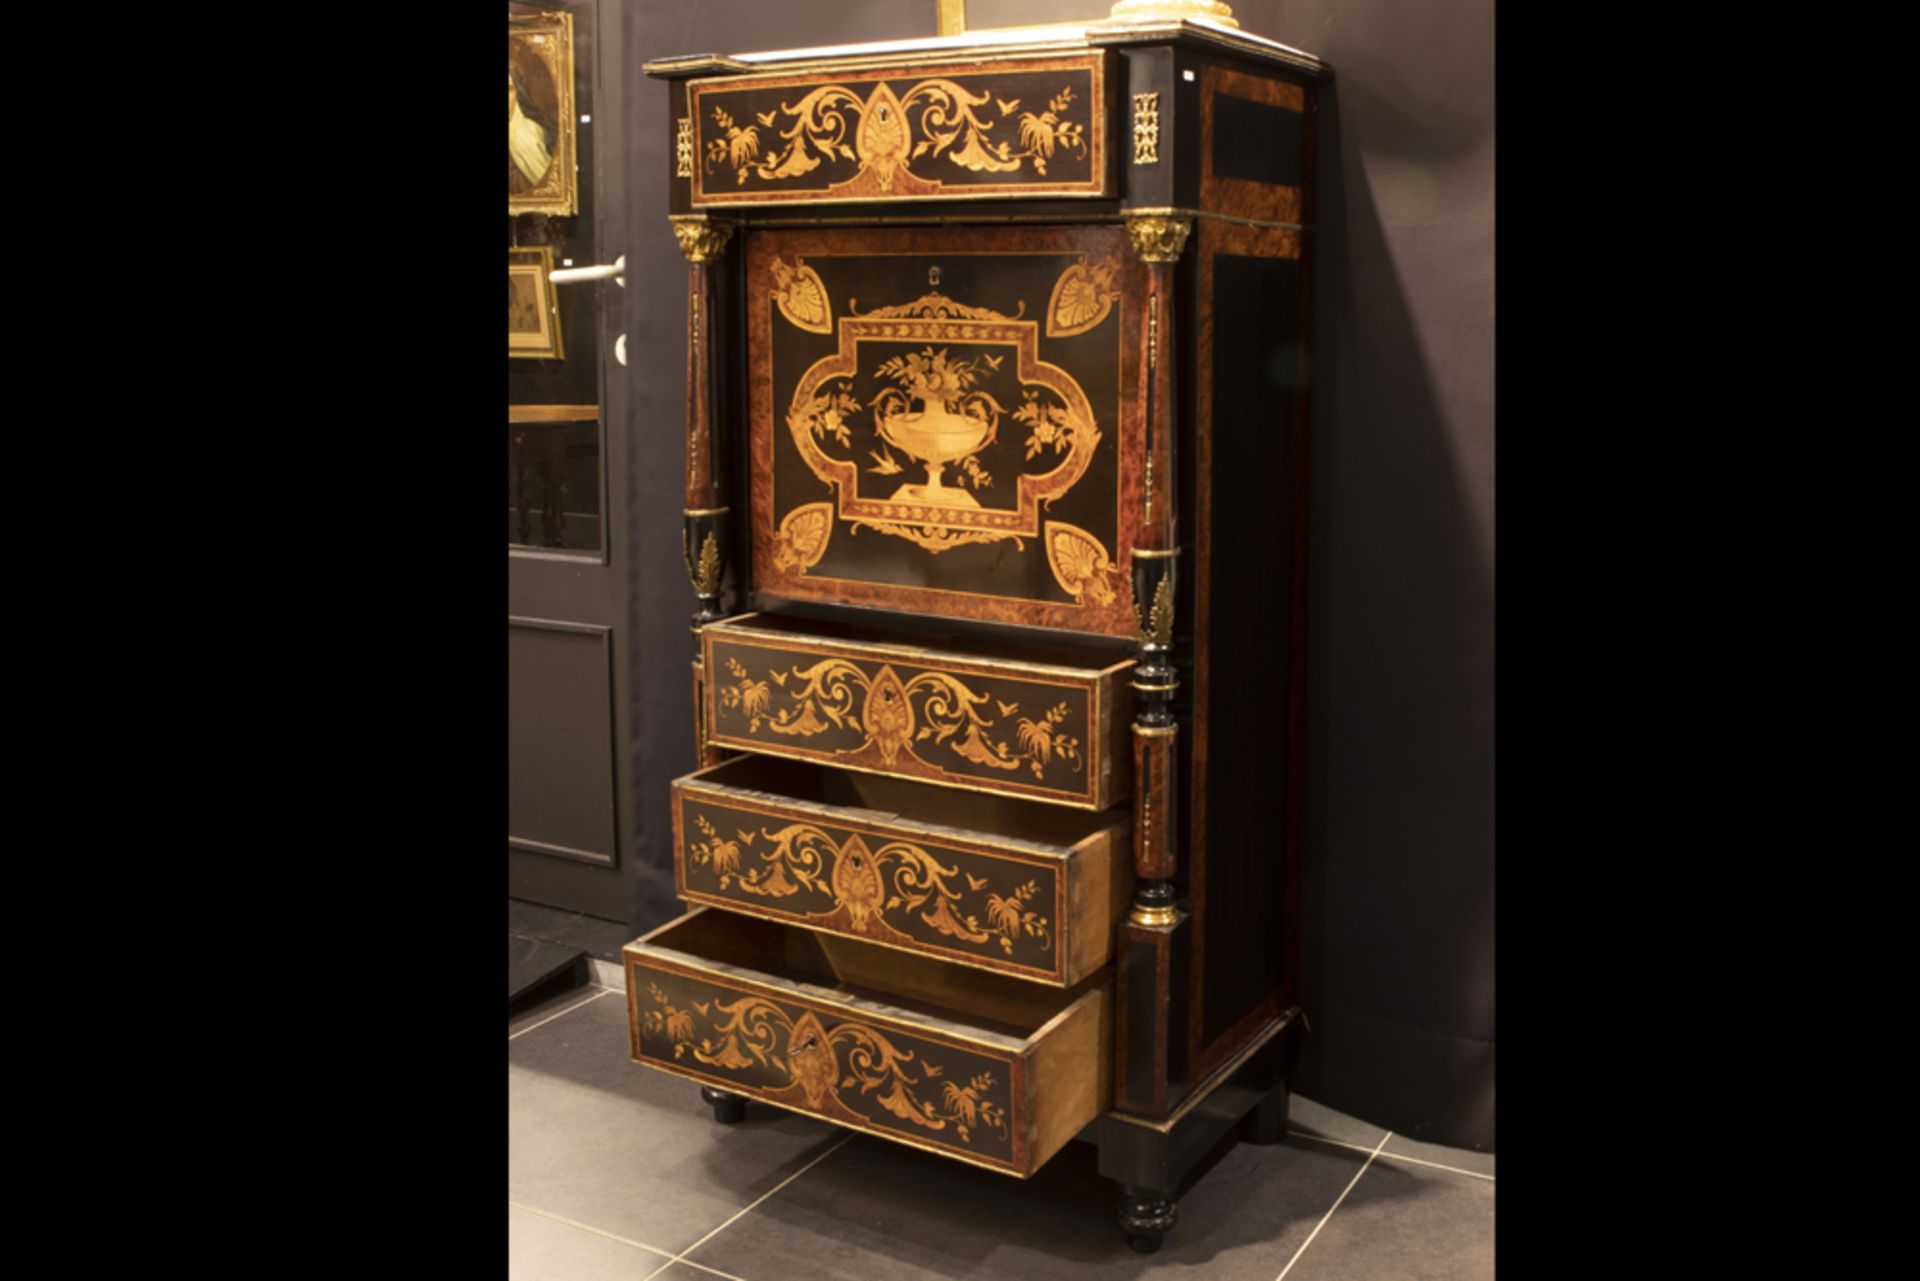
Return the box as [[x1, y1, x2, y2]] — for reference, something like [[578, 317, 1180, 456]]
[[702, 612, 1133, 809], [673, 755, 1131, 986], [625, 907, 1111, 1177]]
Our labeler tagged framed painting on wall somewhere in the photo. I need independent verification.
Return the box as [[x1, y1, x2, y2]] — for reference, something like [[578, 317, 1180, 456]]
[[509, 10, 577, 216], [509, 246, 565, 359]]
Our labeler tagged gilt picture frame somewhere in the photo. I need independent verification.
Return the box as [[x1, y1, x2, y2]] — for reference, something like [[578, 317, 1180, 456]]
[[509, 246, 565, 360], [509, 11, 577, 216]]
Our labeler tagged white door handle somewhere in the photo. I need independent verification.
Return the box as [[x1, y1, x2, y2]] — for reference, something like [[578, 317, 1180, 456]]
[[549, 254, 625, 287]]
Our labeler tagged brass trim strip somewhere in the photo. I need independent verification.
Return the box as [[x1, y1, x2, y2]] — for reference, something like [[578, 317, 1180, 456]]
[[674, 777, 1087, 861], [1130, 546, 1181, 560], [699, 736, 1104, 810], [707, 622, 1124, 683], [1128, 903, 1179, 927], [1129, 681, 1180, 693], [1132, 724, 1179, 738], [642, 22, 1325, 80], [735, 207, 1307, 232], [508, 403, 599, 423], [1102, 1008, 1300, 1133], [683, 505, 732, 517], [1126, 205, 1305, 232]]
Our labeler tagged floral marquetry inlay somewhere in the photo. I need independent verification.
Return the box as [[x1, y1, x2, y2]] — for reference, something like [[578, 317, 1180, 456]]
[[717, 654, 1083, 782], [680, 807, 1056, 966], [641, 978, 1013, 1158], [688, 56, 1105, 206], [782, 289, 1103, 559]]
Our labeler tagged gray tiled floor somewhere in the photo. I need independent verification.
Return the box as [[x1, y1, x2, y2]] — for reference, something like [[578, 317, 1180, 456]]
[[508, 980, 1494, 1279]]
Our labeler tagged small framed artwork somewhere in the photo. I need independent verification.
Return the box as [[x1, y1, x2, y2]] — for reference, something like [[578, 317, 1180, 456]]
[[509, 10, 577, 216], [509, 246, 565, 360]]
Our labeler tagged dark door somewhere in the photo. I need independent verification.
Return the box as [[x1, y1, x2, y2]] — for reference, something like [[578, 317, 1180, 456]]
[[508, 0, 634, 921]]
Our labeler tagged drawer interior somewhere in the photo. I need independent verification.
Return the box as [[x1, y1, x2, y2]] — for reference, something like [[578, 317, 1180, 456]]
[[687, 754, 1123, 850], [714, 611, 1132, 677], [641, 906, 1100, 1038]]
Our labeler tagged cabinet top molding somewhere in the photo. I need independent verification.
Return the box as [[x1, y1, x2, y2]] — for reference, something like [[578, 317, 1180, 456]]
[[643, 18, 1327, 83]]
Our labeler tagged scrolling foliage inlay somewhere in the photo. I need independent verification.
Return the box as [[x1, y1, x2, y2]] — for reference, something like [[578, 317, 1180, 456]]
[[641, 976, 1013, 1160], [717, 653, 1083, 783], [681, 806, 1055, 968], [690, 56, 1104, 205]]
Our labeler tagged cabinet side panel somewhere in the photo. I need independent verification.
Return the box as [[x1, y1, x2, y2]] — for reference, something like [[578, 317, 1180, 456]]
[[1191, 229, 1303, 1077]]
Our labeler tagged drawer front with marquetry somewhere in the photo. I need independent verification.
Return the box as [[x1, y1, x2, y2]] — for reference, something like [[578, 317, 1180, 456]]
[[686, 53, 1111, 208], [746, 223, 1149, 638], [673, 756, 1130, 986], [702, 614, 1132, 808], [626, 908, 1111, 1177]]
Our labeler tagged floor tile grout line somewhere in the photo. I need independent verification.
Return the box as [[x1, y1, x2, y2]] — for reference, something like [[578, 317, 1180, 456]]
[[1272, 1129, 1392, 1281], [507, 987, 612, 1041], [664, 1257, 750, 1281], [646, 1133, 855, 1281], [507, 1200, 676, 1260], [1286, 1130, 1495, 1181]]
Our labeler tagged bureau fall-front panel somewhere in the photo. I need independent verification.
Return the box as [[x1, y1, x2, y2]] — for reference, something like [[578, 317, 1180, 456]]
[[745, 224, 1149, 638]]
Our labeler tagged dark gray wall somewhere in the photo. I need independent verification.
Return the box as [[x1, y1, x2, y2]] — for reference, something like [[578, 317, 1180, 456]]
[[1251, 0, 1494, 1152], [620, 1, 1496, 1152]]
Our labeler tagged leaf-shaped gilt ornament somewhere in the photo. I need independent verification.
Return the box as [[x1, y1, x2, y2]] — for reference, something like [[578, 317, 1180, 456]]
[[854, 82, 911, 190], [829, 834, 886, 932], [786, 1011, 836, 1106], [862, 665, 915, 764]]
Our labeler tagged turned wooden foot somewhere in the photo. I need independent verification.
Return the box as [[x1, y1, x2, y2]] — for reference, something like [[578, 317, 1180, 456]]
[[1118, 1184, 1176, 1253], [1240, 1079, 1291, 1145], [700, 1085, 746, 1125]]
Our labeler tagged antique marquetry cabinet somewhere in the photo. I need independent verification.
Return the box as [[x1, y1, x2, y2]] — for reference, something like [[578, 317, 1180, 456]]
[[625, 7, 1325, 1251]]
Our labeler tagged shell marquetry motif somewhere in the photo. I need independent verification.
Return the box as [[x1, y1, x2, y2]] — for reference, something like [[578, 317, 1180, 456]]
[[862, 665, 916, 765], [1045, 257, 1121, 338], [1045, 521, 1122, 606], [770, 256, 832, 334], [772, 502, 834, 574]]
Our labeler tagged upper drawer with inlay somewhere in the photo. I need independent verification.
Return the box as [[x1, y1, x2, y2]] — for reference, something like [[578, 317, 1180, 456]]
[[702, 613, 1133, 809], [681, 53, 1112, 208]]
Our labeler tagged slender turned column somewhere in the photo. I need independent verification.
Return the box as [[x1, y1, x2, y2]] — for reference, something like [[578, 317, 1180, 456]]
[[1125, 214, 1190, 929], [673, 215, 735, 767]]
